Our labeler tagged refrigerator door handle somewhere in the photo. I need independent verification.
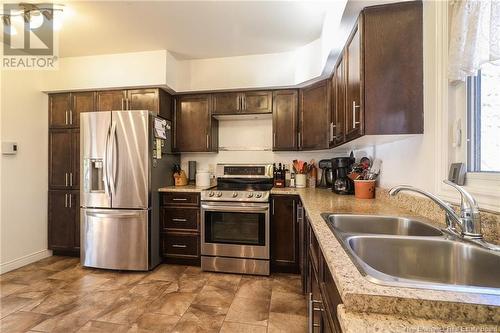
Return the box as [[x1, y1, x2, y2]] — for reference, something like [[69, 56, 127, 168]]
[[104, 124, 112, 198], [87, 211, 141, 218], [108, 121, 117, 196]]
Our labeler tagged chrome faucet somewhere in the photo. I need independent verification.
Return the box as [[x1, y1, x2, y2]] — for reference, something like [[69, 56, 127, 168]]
[[389, 180, 500, 251]]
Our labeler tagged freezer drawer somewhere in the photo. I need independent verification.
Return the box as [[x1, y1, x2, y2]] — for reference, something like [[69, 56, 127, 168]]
[[81, 208, 149, 270]]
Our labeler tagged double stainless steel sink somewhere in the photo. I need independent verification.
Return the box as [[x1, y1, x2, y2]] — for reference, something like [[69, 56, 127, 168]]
[[323, 214, 500, 295]]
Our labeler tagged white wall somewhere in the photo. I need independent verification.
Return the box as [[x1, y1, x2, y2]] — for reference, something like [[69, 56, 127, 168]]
[[1, 70, 49, 273], [42, 50, 168, 92], [166, 38, 328, 92], [180, 118, 370, 177]]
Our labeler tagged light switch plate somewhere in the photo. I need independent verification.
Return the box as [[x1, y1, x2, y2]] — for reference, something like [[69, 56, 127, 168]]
[[2, 142, 18, 155]]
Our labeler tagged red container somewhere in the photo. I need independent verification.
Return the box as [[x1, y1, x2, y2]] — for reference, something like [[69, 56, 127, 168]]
[[354, 180, 376, 199]]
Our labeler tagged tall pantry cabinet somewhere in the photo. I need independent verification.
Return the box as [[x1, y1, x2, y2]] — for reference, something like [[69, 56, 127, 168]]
[[48, 92, 93, 254]]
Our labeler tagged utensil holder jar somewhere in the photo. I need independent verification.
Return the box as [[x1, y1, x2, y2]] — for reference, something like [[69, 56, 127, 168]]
[[296, 174, 307, 188]]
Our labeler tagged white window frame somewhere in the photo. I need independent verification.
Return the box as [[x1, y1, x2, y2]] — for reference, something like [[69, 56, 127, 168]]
[[434, 0, 500, 212]]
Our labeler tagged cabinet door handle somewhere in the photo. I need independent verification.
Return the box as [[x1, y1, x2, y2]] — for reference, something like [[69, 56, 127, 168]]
[[64, 193, 68, 208], [330, 122, 336, 141], [171, 244, 187, 248], [65, 173, 69, 187], [172, 198, 188, 201], [172, 218, 187, 222], [308, 293, 313, 333], [293, 200, 297, 224], [206, 134, 209, 149], [69, 194, 72, 208], [70, 110, 73, 125], [121, 98, 124, 110], [126, 98, 130, 110], [352, 101, 360, 129], [69, 172, 73, 187], [65, 110, 68, 125], [298, 132, 301, 149], [272, 199, 275, 215], [273, 132, 276, 146]]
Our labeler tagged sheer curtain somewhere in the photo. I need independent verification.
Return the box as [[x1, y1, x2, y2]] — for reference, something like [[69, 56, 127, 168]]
[[448, 0, 500, 82]]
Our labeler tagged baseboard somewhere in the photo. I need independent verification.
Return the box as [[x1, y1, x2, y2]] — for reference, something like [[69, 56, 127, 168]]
[[0, 249, 53, 274]]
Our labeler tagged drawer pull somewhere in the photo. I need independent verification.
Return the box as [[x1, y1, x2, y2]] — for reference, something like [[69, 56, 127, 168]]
[[172, 198, 188, 201], [172, 218, 188, 222], [171, 244, 187, 248]]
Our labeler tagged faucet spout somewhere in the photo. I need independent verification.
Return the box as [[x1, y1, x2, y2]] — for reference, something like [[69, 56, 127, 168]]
[[389, 185, 463, 233]]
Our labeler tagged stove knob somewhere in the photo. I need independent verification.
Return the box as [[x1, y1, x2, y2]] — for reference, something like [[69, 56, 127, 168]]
[[247, 193, 254, 198], [216, 192, 223, 197], [232, 192, 238, 198], [208, 191, 215, 197], [255, 193, 262, 198]]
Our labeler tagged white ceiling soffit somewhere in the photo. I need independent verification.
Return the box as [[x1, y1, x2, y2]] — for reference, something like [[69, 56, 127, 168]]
[[56, 1, 347, 59]]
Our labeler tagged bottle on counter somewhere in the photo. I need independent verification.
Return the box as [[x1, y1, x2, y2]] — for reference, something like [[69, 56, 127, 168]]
[[285, 164, 291, 187], [274, 162, 285, 188]]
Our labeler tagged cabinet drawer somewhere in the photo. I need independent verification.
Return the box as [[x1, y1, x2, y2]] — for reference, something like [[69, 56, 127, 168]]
[[161, 192, 200, 206], [162, 233, 199, 258], [162, 207, 199, 231]]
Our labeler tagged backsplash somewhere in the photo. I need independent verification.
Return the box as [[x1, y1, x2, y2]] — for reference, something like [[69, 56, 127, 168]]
[[376, 188, 500, 245], [179, 117, 373, 174]]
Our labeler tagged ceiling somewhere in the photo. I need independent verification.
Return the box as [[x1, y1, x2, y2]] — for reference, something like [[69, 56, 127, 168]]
[[53, 1, 344, 59]]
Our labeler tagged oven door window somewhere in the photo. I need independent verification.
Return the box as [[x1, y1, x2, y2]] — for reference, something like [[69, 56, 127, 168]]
[[204, 211, 265, 246]]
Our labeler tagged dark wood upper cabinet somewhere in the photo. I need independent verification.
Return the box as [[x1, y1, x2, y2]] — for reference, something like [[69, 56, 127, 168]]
[[174, 94, 218, 152], [299, 80, 331, 150], [158, 90, 174, 120], [271, 195, 299, 273], [96, 88, 173, 118], [212, 91, 272, 115], [272, 90, 298, 151], [96, 90, 126, 111], [71, 92, 95, 127], [49, 93, 71, 128], [345, 23, 363, 141], [362, 1, 423, 134], [242, 91, 272, 114], [127, 89, 159, 112], [327, 1, 423, 148], [212, 92, 241, 114], [331, 59, 346, 146]]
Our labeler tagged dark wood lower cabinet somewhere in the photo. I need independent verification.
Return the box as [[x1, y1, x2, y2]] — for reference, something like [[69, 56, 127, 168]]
[[271, 195, 300, 273], [305, 215, 343, 333], [48, 190, 80, 255], [160, 192, 201, 266]]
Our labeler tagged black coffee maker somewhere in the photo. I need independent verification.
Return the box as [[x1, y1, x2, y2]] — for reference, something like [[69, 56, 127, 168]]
[[318, 159, 333, 188], [332, 157, 355, 195]]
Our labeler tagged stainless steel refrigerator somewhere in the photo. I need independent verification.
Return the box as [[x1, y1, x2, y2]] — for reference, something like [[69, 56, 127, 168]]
[[80, 110, 179, 271]]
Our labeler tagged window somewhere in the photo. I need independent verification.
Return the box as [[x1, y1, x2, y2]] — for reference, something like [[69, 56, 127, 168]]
[[467, 60, 500, 173]]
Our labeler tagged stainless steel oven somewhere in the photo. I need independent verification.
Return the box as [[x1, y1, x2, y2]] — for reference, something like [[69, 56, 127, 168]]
[[201, 202, 271, 276]]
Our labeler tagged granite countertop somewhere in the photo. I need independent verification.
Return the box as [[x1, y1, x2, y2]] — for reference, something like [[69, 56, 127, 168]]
[[337, 305, 499, 333], [159, 185, 500, 327], [158, 185, 210, 192], [272, 187, 500, 325]]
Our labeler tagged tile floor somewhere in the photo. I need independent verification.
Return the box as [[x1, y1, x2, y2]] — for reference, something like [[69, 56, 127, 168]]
[[0, 256, 307, 332]]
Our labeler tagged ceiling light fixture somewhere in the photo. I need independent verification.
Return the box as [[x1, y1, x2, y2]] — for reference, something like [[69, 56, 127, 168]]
[[1, 2, 65, 34]]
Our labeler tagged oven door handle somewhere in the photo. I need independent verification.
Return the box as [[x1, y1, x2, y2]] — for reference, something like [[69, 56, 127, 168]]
[[201, 203, 269, 213]]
